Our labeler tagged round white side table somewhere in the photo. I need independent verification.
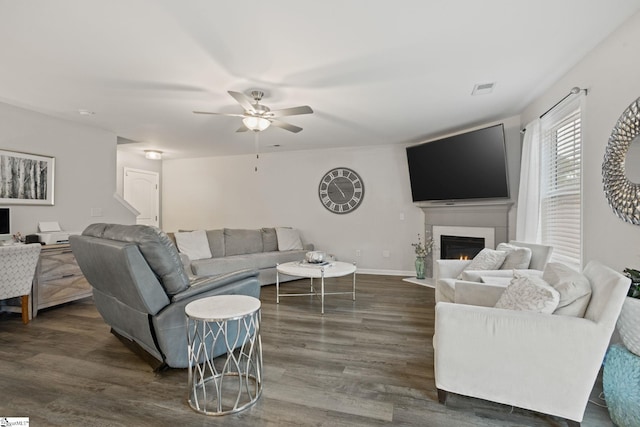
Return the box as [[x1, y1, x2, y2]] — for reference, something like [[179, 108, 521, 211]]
[[185, 295, 263, 415]]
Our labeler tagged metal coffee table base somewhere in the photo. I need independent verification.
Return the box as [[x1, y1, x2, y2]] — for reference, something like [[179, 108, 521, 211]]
[[276, 261, 357, 314]]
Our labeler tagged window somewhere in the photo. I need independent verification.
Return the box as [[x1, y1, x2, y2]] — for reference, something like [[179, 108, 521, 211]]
[[540, 101, 582, 268]]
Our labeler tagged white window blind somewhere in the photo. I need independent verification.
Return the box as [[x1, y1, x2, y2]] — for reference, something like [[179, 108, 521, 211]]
[[540, 103, 582, 268]]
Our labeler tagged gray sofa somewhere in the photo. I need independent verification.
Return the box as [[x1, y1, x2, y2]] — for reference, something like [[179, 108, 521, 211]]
[[70, 223, 261, 369], [170, 228, 314, 286]]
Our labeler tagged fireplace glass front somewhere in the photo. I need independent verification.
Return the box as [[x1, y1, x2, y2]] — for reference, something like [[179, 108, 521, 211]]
[[440, 235, 484, 260]]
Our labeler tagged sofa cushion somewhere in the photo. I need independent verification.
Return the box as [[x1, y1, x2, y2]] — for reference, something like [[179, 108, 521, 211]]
[[543, 262, 592, 317], [457, 248, 508, 279], [495, 273, 560, 314], [206, 229, 225, 258], [82, 223, 190, 295], [224, 228, 263, 256], [496, 243, 532, 270], [191, 249, 308, 277], [254, 250, 308, 269], [262, 228, 278, 252], [174, 230, 212, 261], [276, 227, 303, 251]]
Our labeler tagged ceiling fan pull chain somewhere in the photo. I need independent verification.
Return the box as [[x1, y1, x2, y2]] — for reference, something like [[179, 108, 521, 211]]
[[254, 131, 260, 172]]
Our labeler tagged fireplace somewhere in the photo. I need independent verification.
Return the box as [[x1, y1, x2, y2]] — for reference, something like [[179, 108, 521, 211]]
[[428, 225, 496, 279], [440, 235, 485, 260]]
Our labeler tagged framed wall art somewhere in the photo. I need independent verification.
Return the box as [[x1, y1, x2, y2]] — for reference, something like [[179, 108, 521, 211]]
[[0, 149, 55, 205]]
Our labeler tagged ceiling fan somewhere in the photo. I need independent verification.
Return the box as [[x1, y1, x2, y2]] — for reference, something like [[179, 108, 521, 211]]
[[194, 90, 313, 133]]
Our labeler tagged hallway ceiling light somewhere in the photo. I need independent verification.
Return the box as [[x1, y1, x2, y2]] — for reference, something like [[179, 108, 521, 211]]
[[144, 150, 163, 160]]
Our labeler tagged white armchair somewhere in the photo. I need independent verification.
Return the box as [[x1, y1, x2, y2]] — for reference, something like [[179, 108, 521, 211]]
[[433, 260, 630, 426], [435, 240, 553, 303], [0, 243, 41, 324]]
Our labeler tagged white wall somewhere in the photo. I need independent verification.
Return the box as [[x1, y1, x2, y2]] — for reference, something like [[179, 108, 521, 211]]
[[0, 102, 135, 235], [163, 144, 424, 274], [163, 116, 522, 275], [521, 11, 640, 272]]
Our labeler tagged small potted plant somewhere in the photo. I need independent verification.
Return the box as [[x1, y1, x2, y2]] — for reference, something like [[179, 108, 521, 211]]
[[411, 234, 434, 280], [617, 268, 640, 356]]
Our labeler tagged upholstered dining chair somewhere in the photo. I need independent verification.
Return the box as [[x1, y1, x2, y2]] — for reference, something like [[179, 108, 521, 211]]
[[0, 243, 41, 324]]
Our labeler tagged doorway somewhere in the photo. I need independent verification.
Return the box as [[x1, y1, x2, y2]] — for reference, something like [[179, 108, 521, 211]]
[[123, 167, 160, 227]]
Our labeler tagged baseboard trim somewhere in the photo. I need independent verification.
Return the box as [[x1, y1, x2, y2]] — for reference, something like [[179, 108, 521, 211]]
[[356, 268, 416, 276]]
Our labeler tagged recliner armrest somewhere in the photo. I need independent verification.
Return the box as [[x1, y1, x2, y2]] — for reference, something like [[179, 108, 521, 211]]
[[171, 269, 259, 303]]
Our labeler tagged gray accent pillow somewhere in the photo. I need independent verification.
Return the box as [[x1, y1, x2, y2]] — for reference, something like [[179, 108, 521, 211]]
[[224, 228, 263, 256], [206, 229, 225, 258], [542, 262, 592, 317], [495, 273, 560, 313], [262, 228, 278, 252], [457, 248, 508, 279], [496, 243, 532, 270]]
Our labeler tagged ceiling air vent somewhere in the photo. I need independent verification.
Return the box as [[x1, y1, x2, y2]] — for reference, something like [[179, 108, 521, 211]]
[[472, 82, 496, 96]]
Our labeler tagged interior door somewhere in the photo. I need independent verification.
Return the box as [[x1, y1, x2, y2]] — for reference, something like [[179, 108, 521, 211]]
[[123, 168, 159, 227]]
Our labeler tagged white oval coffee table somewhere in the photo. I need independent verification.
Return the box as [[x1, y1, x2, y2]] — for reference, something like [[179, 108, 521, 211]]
[[276, 261, 356, 314]]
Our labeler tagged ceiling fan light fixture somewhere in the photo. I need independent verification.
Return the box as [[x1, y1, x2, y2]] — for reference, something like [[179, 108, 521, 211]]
[[243, 116, 271, 131], [144, 150, 163, 160]]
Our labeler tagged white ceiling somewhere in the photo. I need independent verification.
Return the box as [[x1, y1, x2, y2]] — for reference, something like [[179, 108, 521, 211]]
[[1, 1, 639, 159]]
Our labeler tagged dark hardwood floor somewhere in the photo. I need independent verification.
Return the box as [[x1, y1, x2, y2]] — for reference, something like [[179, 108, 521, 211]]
[[0, 275, 613, 426]]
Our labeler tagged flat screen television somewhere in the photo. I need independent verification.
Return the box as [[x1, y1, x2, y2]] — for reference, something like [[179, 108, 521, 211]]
[[406, 123, 509, 202]]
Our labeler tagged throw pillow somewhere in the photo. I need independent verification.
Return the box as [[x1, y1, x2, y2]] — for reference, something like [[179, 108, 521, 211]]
[[496, 243, 532, 270], [456, 248, 508, 279], [275, 227, 303, 251], [542, 262, 592, 317], [495, 273, 560, 313], [174, 230, 213, 261]]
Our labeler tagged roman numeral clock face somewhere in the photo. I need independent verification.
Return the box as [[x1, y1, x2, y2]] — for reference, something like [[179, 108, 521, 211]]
[[318, 167, 364, 214]]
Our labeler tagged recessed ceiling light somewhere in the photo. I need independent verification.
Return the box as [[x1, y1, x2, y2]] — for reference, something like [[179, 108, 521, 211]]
[[78, 109, 95, 116], [471, 82, 496, 96]]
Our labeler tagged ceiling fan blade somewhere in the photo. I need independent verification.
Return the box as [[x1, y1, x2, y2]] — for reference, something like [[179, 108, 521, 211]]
[[228, 90, 256, 113], [193, 111, 245, 117], [270, 119, 303, 133], [194, 111, 248, 120], [236, 124, 250, 132], [269, 105, 313, 117]]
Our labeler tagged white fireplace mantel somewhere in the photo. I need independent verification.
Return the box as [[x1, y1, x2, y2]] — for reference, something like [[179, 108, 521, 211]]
[[419, 202, 513, 278], [432, 225, 495, 272]]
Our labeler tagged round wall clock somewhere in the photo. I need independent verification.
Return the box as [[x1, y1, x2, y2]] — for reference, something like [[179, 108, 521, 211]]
[[318, 167, 365, 214]]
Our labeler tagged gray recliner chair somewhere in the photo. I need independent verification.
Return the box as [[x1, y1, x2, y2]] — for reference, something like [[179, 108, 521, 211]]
[[70, 223, 260, 369]]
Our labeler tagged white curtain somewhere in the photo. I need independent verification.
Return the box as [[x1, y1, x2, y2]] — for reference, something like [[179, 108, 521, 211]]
[[516, 119, 541, 242]]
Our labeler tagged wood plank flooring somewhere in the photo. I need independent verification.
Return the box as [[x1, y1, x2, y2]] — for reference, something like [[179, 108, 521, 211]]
[[0, 275, 614, 426]]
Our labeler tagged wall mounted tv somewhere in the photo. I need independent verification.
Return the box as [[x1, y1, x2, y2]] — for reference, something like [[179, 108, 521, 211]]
[[406, 123, 509, 202]]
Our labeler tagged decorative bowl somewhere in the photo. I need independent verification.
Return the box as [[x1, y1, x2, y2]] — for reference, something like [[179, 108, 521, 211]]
[[305, 251, 327, 263]]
